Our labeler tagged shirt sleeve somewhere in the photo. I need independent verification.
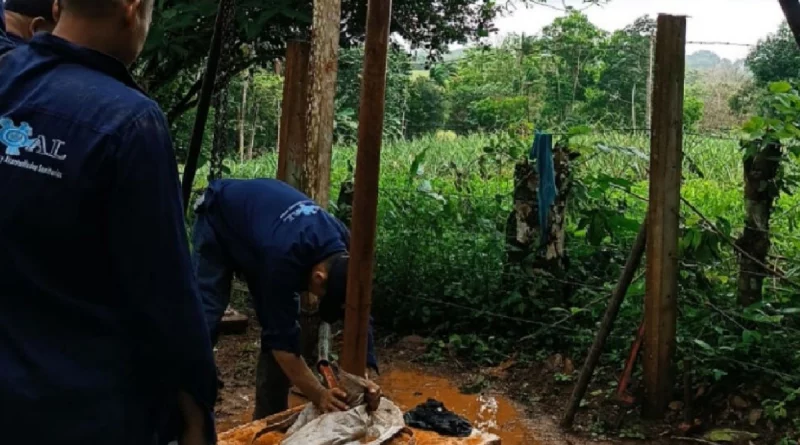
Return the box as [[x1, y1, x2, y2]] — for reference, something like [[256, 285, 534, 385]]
[[108, 106, 217, 441], [257, 262, 303, 354]]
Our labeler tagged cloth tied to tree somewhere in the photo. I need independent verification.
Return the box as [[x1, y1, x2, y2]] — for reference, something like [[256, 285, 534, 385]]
[[530, 132, 556, 244]]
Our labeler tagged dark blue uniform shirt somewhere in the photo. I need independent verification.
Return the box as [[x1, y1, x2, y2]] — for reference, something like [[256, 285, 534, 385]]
[[201, 178, 378, 370], [0, 2, 15, 56], [0, 34, 217, 444]]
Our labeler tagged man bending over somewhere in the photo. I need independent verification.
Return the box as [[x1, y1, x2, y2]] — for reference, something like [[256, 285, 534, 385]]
[[193, 178, 380, 419]]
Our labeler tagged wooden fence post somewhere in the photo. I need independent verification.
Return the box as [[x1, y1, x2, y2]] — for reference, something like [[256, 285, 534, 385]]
[[341, 0, 393, 377], [643, 13, 686, 419]]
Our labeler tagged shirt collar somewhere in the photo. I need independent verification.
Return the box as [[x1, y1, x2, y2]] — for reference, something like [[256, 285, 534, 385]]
[[27, 33, 145, 94], [6, 32, 25, 45]]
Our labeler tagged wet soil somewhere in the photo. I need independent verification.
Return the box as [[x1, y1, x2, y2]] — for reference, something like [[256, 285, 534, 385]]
[[213, 324, 661, 444]]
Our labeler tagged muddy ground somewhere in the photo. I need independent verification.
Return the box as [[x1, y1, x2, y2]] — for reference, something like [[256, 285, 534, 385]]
[[213, 321, 680, 444], [213, 301, 791, 445]]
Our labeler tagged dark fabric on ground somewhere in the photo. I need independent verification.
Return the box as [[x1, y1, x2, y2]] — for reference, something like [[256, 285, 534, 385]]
[[403, 398, 473, 437]]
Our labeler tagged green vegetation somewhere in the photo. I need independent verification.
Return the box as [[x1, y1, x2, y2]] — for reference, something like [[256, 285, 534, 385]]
[[166, 6, 800, 438]]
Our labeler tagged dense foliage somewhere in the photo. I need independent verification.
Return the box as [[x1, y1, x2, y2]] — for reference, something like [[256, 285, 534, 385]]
[[169, 6, 799, 440]]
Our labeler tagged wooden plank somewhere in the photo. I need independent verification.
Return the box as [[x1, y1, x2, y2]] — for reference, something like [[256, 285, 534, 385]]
[[340, 0, 393, 378], [218, 309, 249, 336], [276, 41, 311, 186], [304, 0, 342, 207], [643, 13, 686, 419]]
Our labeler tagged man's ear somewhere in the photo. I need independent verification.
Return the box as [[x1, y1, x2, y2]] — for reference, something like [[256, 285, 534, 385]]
[[311, 269, 327, 289], [121, 0, 143, 28], [30, 17, 55, 35], [52, 1, 62, 24]]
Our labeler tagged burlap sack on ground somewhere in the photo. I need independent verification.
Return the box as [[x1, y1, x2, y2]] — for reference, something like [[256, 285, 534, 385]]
[[281, 398, 406, 445]]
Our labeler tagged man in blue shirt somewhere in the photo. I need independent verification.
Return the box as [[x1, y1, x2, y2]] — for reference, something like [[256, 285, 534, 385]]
[[4, 0, 56, 45], [0, 0, 217, 444], [193, 178, 379, 418]]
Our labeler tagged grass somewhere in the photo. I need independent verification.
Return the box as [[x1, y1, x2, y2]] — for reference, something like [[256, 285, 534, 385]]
[[192, 130, 800, 393]]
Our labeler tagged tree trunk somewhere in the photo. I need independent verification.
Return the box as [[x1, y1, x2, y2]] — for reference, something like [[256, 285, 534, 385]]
[[209, 88, 229, 182], [504, 143, 577, 302], [736, 141, 782, 307], [180, 0, 236, 213], [543, 143, 578, 272], [248, 103, 259, 159], [239, 71, 249, 163], [505, 158, 539, 266], [336, 177, 355, 227]]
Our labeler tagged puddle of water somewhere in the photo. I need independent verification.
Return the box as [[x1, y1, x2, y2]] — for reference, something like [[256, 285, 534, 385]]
[[377, 368, 539, 445]]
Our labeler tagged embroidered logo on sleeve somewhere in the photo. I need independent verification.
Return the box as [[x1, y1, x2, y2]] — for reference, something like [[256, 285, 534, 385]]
[[0, 117, 66, 179], [279, 200, 322, 223]]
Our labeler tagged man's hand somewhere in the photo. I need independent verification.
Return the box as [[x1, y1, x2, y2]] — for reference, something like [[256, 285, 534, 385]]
[[273, 350, 350, 413], [313, 387, 350, 413], [364, 380, 382, 412]]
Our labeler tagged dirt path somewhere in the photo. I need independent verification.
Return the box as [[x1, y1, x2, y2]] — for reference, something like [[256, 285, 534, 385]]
[[213, 325, 662, 444]]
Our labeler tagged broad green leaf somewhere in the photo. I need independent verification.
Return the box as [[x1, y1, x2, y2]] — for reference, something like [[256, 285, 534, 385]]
[[769, 81, 792, 94], [693, 339, 714, 351]]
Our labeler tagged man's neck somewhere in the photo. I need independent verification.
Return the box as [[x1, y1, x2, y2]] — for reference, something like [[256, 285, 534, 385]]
[[53, 15, 125, 65], [5, 12, 30, 40]]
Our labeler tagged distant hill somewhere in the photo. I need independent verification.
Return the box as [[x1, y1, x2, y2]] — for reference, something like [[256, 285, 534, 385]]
[[410, 48, 467, 68], [410, 47, 747, 73], [686, 50, 746, 72]]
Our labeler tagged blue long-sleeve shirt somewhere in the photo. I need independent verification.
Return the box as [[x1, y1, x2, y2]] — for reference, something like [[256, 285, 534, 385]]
[[0, 34, 217, 444], [0, 2, 15, 56], [201, 178, 378, 370]]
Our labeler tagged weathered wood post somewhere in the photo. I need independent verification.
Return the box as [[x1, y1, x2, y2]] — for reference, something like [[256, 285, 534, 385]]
[[341, 0, 393, 377], [643, 13, 686, 419]]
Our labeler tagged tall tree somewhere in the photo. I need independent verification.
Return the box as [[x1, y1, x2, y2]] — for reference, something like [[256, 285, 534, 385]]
[[136, 0, 500, 125]]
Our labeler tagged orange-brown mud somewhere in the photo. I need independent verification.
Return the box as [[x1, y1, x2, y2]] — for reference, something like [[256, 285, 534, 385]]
[[377, 367, 537, 445], [214, 325, 657, 445], [218, 365, 531, 445]]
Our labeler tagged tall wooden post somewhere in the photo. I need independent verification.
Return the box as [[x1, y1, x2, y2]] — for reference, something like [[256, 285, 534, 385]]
[[304, 0, 342, 207], [643, 14, 686, 419], [277, 41, 311, 186], [341, 0, 393, 377]]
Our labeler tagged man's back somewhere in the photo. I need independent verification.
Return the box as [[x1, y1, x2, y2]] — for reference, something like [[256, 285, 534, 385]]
[[0, 34, 215, 444], [206, 178, 350, 269]]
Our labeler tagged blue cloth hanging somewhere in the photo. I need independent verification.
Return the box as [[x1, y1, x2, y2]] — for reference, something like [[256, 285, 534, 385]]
[[530, 132, 556, 244]]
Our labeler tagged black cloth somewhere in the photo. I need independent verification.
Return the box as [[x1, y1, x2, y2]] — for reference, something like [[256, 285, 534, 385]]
[[403, 398, 473, 437]]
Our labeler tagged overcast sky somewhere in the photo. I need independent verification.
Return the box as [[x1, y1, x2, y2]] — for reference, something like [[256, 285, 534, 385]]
[[492, 0, 787, 60]]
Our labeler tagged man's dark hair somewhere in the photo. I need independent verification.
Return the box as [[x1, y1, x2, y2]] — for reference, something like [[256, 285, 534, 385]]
[[5, 0, 55, 21], [58, 0, 152, 17], [319, 252, 349, 324]]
